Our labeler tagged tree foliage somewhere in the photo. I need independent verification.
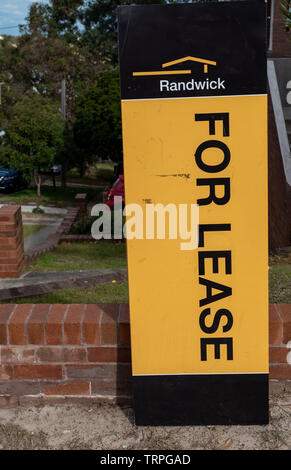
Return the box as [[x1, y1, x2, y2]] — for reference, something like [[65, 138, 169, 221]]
[[0, 0, 220, 178], [80, 0, 168, 65], [281, 1, 291, 29], [0, 94, 64, 196], [74, 69, 122, 162], [20, 0, 85, 42]]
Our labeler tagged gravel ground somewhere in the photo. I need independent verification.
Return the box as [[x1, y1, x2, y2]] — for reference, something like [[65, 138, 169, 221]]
[[0, 387, 289, 450]]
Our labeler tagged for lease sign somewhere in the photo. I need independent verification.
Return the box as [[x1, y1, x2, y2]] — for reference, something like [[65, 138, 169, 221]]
[[118, 0, 268, 425]]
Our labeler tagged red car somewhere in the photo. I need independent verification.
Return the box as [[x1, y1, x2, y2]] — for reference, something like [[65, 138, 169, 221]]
[[105, 174, 125, 209]]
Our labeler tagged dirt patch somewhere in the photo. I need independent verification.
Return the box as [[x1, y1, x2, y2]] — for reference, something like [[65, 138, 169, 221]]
[[0, 391, 289, 450]]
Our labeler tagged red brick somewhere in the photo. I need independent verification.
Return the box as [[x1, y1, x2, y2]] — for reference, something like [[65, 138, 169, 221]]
[[0, 229, 18, 237], [0, 305, 16, 344], [0, 205, 20, 213], [8, 304, 33, 345], [0, 365, 13, 380], [46, 304, 67, 345], [87, 346, 131, 363], [119, 304, 130, 345], [269, 304, 282, 345], [0, 213, 17, 222], [270, 364, 291, 380], [269, 346, 290, 364], [64, 304, 85, 344], [27, 304, 50, 344], [65, 363, 131, 379], [0, 262, 23, 272], [42, 396, 66, 405], [14, 364, 62, 379], [19, 396, 44, 407], [42, 381, 90, 396], [82, 304, 101, 345], [91, 379, 132, 395], [101, 304, 119, 345], [0, 381, 40, 395], [0, 346, 36, 363], [37, 346, 86, 363], [276, 304, 291, 344], [0, 271, 22, 279], [0, 395, 18, 408], [0, 222, 17, 230], [0, 257, 21, 264], [0, 239, 20, 250], [0, 246, 23, 259]]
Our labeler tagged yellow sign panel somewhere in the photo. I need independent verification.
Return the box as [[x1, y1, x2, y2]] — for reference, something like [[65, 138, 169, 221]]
[[122, 95, 268, 376]]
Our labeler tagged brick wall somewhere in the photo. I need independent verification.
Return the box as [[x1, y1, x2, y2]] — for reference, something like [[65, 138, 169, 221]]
[[0, 303, 289, 408], [74, 193, 88, 219], [269, 304, 291, 379], [0, 304, 131, 408], [0, 206, 24, 278]]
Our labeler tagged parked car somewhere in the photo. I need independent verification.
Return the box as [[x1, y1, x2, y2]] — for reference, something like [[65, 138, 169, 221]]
[[105, 174, 125, 209], [0, 166, 29, 192], [39, 164, 62, 175]]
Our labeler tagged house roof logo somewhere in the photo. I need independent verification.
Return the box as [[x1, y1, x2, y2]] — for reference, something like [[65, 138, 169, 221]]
[[132, 56, 217, 77]]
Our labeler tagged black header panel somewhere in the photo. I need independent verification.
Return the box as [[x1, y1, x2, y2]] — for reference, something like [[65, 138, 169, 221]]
[[118, 0, 267, 100]]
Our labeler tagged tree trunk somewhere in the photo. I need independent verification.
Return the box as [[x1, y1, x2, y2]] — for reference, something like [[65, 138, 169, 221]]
[[79, 160, 86, 178], [37, 174, 41, 198], [35, 170, 41, 198], [61, 161, 67, 187], [51, 169, 56, 192]]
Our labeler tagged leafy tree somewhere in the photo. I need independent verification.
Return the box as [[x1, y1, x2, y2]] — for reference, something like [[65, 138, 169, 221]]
[[0, 36, 22, 126], [73, 69, 122, 162], [281, 1, 291, 29], [80, 0, 168, 64], [80, 0, 215, 65], [0, 2, 102, 127], [14, 33, 101, 122], [0, 94, 64, 197], [0, 1, 103, 186], [20, 0, 84, 42]]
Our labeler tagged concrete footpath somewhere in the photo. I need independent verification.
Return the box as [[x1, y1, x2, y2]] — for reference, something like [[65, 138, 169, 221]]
[[0, 204, 67, 216], [0, 384, 289, 450], [24, 223, 62, 251]]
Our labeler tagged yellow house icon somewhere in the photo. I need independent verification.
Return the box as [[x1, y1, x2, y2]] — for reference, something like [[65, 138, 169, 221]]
[[133, 56, 217, 77]]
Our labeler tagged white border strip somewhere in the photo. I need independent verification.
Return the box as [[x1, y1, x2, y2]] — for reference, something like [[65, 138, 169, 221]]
[[122, 93, 267, 102]]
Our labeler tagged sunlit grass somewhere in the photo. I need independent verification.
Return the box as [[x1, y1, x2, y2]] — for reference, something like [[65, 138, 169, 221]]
[[25, 241, 127, 272]]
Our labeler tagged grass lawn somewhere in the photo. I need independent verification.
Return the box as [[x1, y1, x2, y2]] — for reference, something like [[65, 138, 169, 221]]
[[56, 163, 115, 188], [7, 246, 291, 304], [25, 241, 127, 272], [6, 281, 129, 304], [23, 225, 45, 238], [0, 185, 98, 208], [269, 252, 291, 303]]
